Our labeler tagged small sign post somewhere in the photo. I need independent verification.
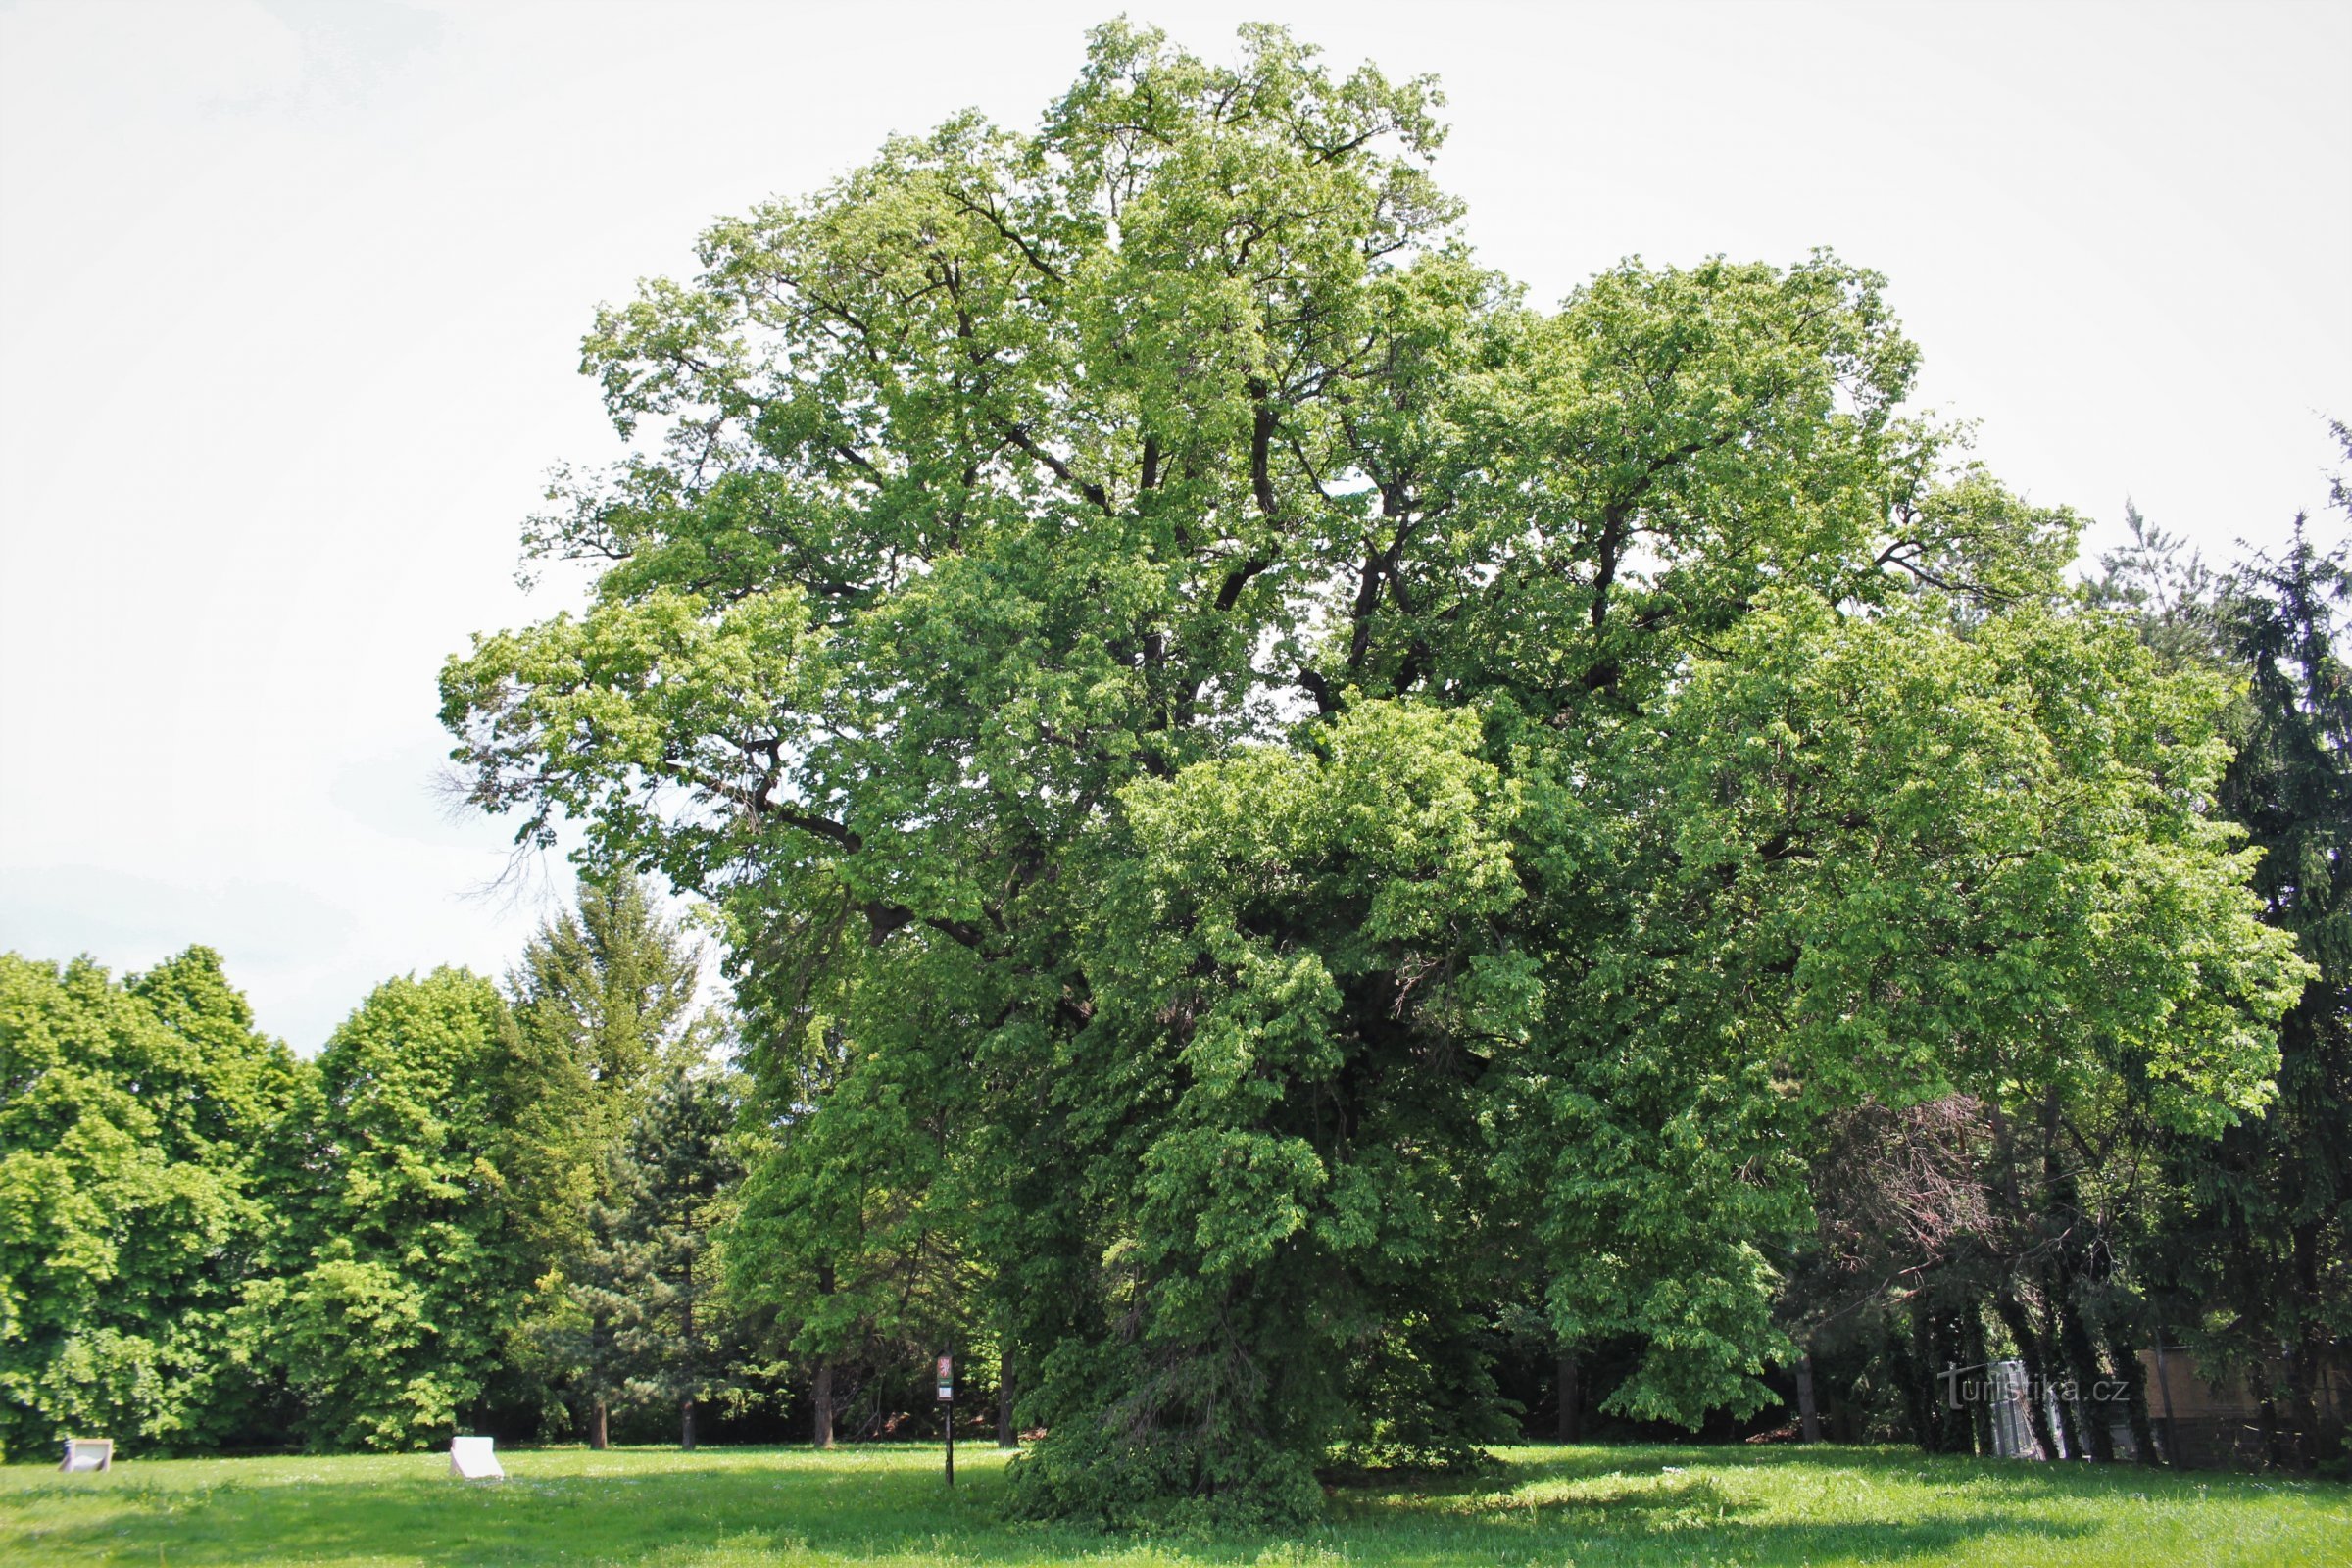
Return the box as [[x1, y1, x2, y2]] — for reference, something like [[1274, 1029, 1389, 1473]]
[[937, 1353, 955, 1487]]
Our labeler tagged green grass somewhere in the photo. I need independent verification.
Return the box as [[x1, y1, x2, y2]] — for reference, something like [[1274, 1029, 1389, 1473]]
[[2, 1443, 2344, 1568]]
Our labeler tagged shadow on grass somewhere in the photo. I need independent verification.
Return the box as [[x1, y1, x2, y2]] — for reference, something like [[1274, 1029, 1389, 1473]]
[[0, 1446, 2129, 1568], [1494, 1441, 2340, 1501]]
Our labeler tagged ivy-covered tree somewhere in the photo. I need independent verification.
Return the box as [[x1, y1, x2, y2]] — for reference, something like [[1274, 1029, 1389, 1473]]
[[441, 21, 2304, 1520]]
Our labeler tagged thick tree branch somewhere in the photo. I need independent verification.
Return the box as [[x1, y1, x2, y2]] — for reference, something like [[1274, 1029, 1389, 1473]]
[[1005, 424, 1114, 515], [951, 191, 1065, 284]]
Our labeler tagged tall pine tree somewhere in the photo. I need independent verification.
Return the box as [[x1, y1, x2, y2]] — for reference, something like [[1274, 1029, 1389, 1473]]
[[498, 874, 707, 1445]]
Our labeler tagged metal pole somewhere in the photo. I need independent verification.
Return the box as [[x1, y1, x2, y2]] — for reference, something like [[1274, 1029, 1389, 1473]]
[[939, 1351, 955, 1488], [2153, 1329, 2179, 1465]]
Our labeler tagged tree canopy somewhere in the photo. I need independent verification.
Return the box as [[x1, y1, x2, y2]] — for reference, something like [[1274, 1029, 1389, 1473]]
[[0, 948, 306, 1455], [431, 21, 2309, 1521], [249, 967, 523, 1450]]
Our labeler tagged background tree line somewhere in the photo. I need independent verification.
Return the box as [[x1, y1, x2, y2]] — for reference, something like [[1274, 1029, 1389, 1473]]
[[0, 877, 790, 1458], [1, 502, 2341, 1475]]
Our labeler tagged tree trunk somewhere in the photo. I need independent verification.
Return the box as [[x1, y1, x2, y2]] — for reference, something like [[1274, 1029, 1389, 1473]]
[[2034, 1088, 2107, 1462], [1996, 1289, 2063, 1460], [2260, 1395, 2289, 1470], [2058, 1304, 2115, 1461], [2053, 1299, 2112, 1462], [812, 1256, 837, 1449], [590, 1397, 609, 1451], [1936, 1306, 1975, 1453], [1897, 1301, 1939, 1452], [1796, 1351, 1821, 1444], [679, 1261, 699, 1453], [1963, 1307, 1993, 1457], [997, 1351, 1018, 1449], [812, 1361, 835, 1449], [2284, 1341, 2325, 1473], [2284, 1223, 2328, 1471], [1556, 1351, 1581, 1443], [2105, 1324, 2161, 1465]]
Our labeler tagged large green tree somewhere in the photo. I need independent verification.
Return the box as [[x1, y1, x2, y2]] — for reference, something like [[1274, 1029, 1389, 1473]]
[[0, 948, 309, 1455], [256, 968, 524, 1451], [442, 22, 2303, 1519]]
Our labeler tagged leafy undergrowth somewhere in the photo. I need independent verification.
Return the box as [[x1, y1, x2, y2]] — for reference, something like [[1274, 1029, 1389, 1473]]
[[1, 1443, 2344, 1567]]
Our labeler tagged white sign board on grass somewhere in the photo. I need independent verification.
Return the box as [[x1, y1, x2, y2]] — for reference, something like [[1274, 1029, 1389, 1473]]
[[60, 1438, 113, 1472], [449, 1435, 504, 1480]]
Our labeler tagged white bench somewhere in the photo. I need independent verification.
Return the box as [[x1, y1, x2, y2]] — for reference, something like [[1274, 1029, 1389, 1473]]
[[449, 1434, 504, 1479], [61, 1437, 113, 1472]]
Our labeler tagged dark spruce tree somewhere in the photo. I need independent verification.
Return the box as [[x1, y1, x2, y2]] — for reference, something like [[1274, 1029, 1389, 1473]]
[[613, 1053, 751, 1448], [2152, 480, 2351, 1470], [497, 873, 706, 1446]]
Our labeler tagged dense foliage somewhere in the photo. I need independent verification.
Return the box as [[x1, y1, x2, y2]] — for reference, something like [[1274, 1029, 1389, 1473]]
[[0, 948, 306, 1454], [1784, 467, 2352, 1471], [2, 22, 2338, 1511], [0, 878, 779, 1459], [432, 22, 2313, 1521], [254, 967, 524, 1450]]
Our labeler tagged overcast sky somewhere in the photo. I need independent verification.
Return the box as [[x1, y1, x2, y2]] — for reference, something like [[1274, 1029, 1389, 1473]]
[[3, 0, 2347, 1052]]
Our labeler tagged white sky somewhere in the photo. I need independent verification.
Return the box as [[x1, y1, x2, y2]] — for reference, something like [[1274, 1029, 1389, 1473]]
[[3, 0, 2347, 1052]]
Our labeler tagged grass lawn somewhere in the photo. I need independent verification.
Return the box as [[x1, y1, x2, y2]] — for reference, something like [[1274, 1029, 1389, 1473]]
[[2, 1442, 2345, 1568]]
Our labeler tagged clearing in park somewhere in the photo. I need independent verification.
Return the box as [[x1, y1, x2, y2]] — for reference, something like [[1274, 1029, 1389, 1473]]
[[1, 1444, 2345, 1567]]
